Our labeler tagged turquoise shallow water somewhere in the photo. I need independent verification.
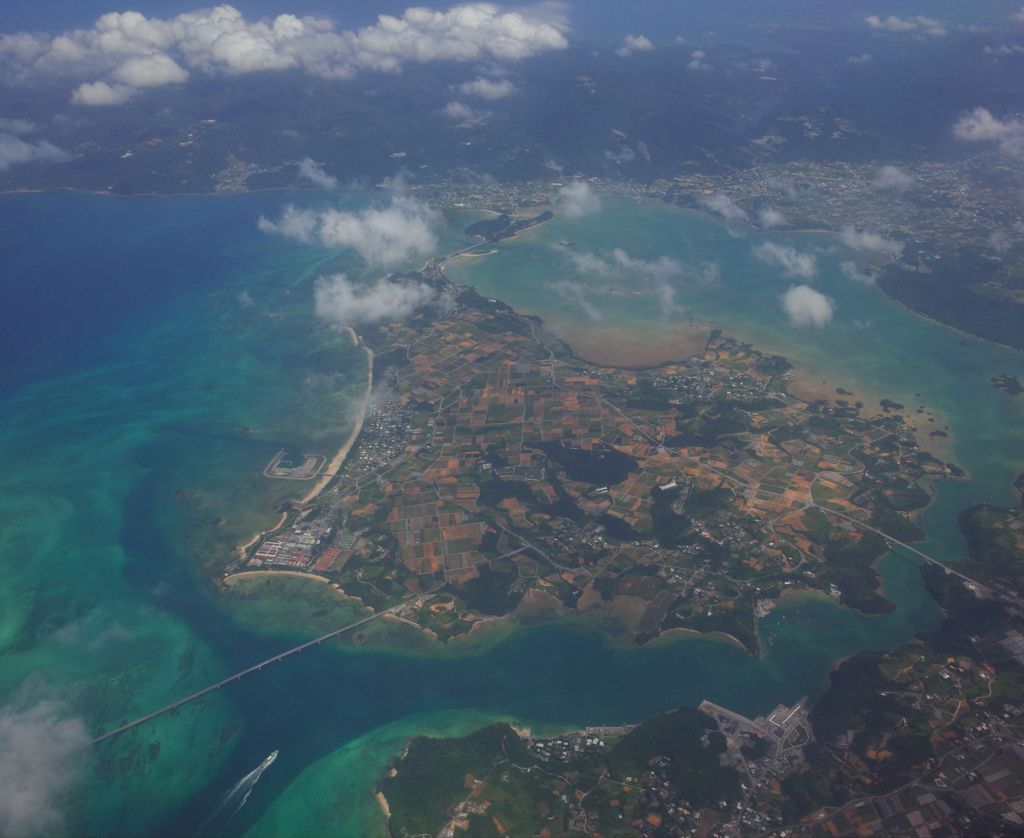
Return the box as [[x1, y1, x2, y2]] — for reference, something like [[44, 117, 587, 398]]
[[0, 192, 1015, 837]]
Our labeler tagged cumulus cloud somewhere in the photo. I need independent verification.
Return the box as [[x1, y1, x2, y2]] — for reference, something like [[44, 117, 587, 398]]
[[989, 231, 1013, 255], [296, 157, 337, 189], [0, 132, 68, 169], [615, 34, 654, 57], [0, 4, 569, 104], [70, 79, 134, 105], [0, 117, 37, 134], [839, 261, 876, 284], [865, 14, 946, 37], [456, 76, 516, 99], [443, 100, 481, 121], [781, 285, 834, 327], [112, 53, 187, 87], [0, 697, 90, 837], [838, 225, 904, 257], [560, 246, 690, 317], [953, 107, 1024, 157], [549, 279, 603, 320], [1014, 6, 1024, 22], [259, 196, 439, 267], [687, 49, 709, 70], [758, 207, 786, 229], [315, 273, 444, 327], [554, 180, 601, 218], [700, 192, 747, 222], [753, 241, 817, 279], [847, 52, 873, 64], [872, 165, 913, 191]]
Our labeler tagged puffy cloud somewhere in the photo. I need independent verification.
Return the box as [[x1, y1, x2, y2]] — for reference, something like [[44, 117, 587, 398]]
[[548, 279, 603, 321], [952, 107, 1024, 157], [560, 247, 691, 317], [781, 285, 834, 327], [847, 52, 873, 64], [687, 49, 709, 70], [443, 100, 479, 121], [839, 260, 876, 284], [989, 231, 1013, 255], [0, 117, 36, 134], [314, 273, 443, 326], [554, 180, 601, 218], [296, 157, 337, 188], [0, 697, 90, 837], [0, 132, 68, 169], [564, 247, 684, 282], [70, 79, 134, 105], [259, 196, 439, 267], [838, 225, 904, 257], [700, 192, 747, 222], [112, 53, 187, 87], [872, 165, 913, 191], [1014, 7, 1024, 22], [456, 76, 516, 99], [865, 14, 946, 37], [0, 3, 569, 104], [615, 34, 654, 57], [758, 207, 786, 229], [752, 241, 817, 279]]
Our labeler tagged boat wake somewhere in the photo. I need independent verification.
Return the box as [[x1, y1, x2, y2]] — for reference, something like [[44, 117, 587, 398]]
[[195, 750, 278, 836]]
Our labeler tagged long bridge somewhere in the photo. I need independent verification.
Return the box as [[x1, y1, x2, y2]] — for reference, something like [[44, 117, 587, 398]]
[[91, 591, 432, 746]]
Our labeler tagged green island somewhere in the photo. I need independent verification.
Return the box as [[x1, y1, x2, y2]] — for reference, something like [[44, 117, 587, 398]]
[[224, 257, 967, 659]]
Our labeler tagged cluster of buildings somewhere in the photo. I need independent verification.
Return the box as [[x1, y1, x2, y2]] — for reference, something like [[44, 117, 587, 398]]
[[249, 506, 341, 573]]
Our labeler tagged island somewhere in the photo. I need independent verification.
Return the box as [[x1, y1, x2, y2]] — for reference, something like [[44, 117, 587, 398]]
[[223, 257, 964, 657]]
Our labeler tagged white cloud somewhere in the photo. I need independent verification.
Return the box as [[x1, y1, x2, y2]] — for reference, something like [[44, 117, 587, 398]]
[[456, 76, 516, 99], [548, 279, 603, 321], [112, 53, 187, 87], [839, 261, 876, 284], [0, 117, 36, 134], [296, 157, 337, 188], [70, 79, 134, 105], [443, 100, 478, 121], [615, 34, 654, 57], [872, 165, 913, 191], [1014, 7, 1024, 22], [847, 52, 873, 64], [259, 196, 439, 267], [781, 285, 834, 328], [865, 14, 946, 37], [687, 49, 709, 70], [0, 697, 89, 837], [0, 132, 68, 169], [314, 273, 443, 327], [953, 107, 1024, 157], [758, 207, 786, 229], [753, 241, 817, 279], [989, 231, 1012, 254], [838, 225, 904, 257], [0, 4, 569, 104], [554, 180, 601, 218], [700, 192, 747, 222], [560, 247, 693, 317]]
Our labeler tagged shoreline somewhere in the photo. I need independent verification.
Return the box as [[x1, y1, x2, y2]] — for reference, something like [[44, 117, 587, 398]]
[[300, 326, 374, 504], [234, 325, 374, 561], [223, 569, 331, 585]]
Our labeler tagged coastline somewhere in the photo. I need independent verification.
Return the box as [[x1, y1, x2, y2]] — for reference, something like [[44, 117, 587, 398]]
[[300, 326, 374, 504], [234, 325, 373, 562], [223, 569, 331, 585]]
